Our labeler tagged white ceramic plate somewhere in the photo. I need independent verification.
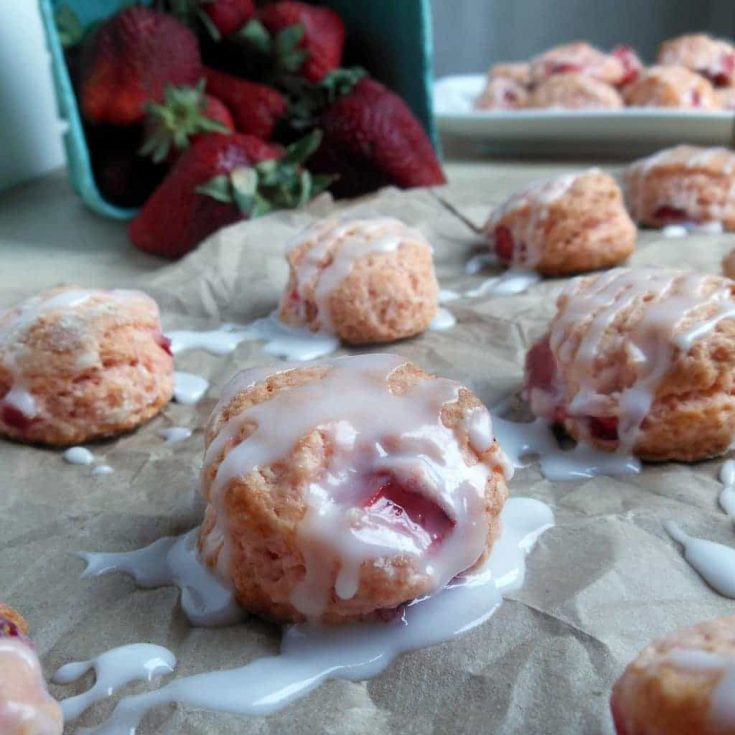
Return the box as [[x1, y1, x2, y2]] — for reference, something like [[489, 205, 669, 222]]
[[434, 74, 735, 156]]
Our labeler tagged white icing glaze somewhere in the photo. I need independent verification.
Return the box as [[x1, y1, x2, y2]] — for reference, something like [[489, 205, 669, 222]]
[[173, 371, 209, 405], [666, 648, 735, 729], [719, 459, 735, 520], [158, 426, 192, 444], [80, 528, 242, 627], [91, 465, 114, 476], [168, 316, 339, 362], [661, 222, 724, 237], [661, 224, 688, 238], [493, 416, 641, 481], [283, 217, 433, 333], [465, 269, 542, 298], [465, 252, 498, 275], [664, 521, 735, 598], [428, 307, 456, 331], [203, 354, 511, 619], [548, 268, 735, 451], [76, 497, 553, 735], [0, 638, 62, 735], [2, 386, 37, 416], [53, 644, 176, 722], [63, 446, 95, 465], [438, 289, 460, 303], [485, 171, 591, 269]]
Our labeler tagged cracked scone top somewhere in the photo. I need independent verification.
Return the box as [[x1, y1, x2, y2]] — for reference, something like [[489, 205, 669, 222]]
[[611, 616, 735, 735], [484, 169, 635, 276], [0, 605, 63, 735], [524, 268, 735, 461], [278, 217, 439, 344], [527, 74, 623, 109], [0, 286, 174, 446], [625, 145, 735, 229], [198, 353, 511, 624]]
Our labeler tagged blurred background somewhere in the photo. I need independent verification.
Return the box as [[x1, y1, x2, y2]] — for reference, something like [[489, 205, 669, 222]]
[[3, 0, 735, 191], [431, 0, 735, 75]]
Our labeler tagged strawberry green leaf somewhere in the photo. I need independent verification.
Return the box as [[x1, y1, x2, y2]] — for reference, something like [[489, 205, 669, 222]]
[[312, 173, 338, 196], [55, 5, 84, 49], [238, 19, 273, 55], [281, 130, 323, 166], [196, 175, 233, 203]]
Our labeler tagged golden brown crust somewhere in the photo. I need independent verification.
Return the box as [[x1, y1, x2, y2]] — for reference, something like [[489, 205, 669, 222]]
[[623, 65, 719, 108], [0, 287, 173, 446], [611, 616, 735, 735], [0, 604, 28, 636], [487, 170, 636, 276], [279, 219, 439, 345], [624, 146, 735, 229], [199, 361, 508, 624], [527, 73, 623, 109]]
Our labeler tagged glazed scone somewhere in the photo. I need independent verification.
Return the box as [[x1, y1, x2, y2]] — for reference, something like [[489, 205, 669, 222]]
[[488, 61, 531, 86], [279, 217, 439, 344], [0, 286, 174, 446], [658, 33, 735, 87], [198, 354, 511, 624], [527, 73, 622, 109], [524, 268, 735, 462], [715, 85, 735, 110], [530, 41, 641, 87], [0, 605, 63, 735], [475, 77, 529, 110], [483, 169, 636, 276], [611, 616, 735, 735], [622, 64, 719, 108], [625, 145, 735, 229], [723, 249, 735, 279]]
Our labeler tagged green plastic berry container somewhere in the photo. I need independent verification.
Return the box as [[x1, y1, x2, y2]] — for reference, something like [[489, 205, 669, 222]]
[[38, 0, 438, 220]]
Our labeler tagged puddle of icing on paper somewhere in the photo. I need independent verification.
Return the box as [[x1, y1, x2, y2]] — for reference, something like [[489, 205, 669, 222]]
[[77, 498, 553, 735]]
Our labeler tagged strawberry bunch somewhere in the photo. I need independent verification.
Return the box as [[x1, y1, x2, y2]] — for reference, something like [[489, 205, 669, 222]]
[[61, 1, 445, 258]]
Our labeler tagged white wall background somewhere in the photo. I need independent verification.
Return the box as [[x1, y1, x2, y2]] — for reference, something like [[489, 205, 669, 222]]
[[0, 1, 65, 192], [431, 0, 735, 75]]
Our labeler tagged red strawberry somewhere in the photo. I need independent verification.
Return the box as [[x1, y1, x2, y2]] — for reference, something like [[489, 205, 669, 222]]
[[310, 77, 446, 198], [86, 124, 167, 207], [242, 1, 345, 82], [204, 67, 286, 140], [205, 0, 255, 36], [130, 130, 331, 258], [168, 0, 255, 39], [140, 81, 235, 164], [79, 7, 202, 125]]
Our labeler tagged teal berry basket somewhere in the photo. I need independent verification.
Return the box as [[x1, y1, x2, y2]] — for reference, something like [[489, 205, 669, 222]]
[[38, 0, 438, 221]]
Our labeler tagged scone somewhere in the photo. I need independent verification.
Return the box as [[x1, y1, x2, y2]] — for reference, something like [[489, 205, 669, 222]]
[[488, 61, 531, 86], [611, 616, 735, 735], [625, 145, 735, 229], [0, 286, 174, 446], [723, 249, 735, 279], [0, 605, 63, 735], [622, 65, 719, 108], [529, 41, 640, 87], [524, 268, 735, 462], [198, 353, 511, 624], [483, 169, 636, 276], [279, 217, 439, 344], [715, 86, 735, 110], [475, 77, 529, 110], [527, 73, 623, 109], [658, 33, 735, 87]]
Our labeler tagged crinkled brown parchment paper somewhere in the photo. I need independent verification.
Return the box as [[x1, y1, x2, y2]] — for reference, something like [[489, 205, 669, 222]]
[[2, 175, 735, 735]]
